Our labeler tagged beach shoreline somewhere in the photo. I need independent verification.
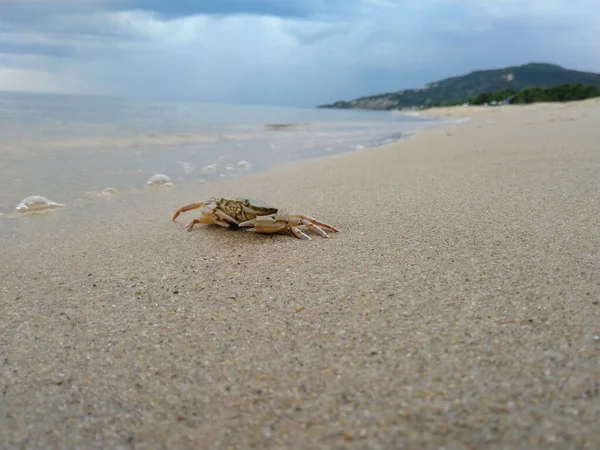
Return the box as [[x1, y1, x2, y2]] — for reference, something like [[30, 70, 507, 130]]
[[1, 98, 599, 449], [0, 97, 449, 212]]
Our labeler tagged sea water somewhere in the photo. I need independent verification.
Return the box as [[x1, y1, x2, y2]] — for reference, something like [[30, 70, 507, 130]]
[[0, 91, 448, 216]]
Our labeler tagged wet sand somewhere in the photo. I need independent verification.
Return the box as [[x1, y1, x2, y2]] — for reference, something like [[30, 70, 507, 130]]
[[1, 99, 599, 449]]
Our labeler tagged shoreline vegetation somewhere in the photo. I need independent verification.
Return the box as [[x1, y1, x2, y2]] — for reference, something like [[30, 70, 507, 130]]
[[430, 83, 600, 108], [318, 62, 600, 111]]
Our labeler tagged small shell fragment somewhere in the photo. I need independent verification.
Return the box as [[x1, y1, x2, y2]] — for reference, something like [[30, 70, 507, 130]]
[[16, 195, 65, 213], [146, 174, 172, 187]]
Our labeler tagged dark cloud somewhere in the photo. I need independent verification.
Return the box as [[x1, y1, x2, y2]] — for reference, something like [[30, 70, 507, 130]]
[[0, 1, 147, 59]]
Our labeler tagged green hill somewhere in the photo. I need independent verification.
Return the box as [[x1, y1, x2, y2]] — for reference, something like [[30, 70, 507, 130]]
[[318, 63, 600, 110]]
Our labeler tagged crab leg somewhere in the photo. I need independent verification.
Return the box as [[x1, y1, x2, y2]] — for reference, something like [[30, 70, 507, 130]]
[[300, 219, 329, 238], [172, 202, 204, 222], [186, 218, 231, 231], [185, 218, 204, 231], [296, 215, 340, 232], [185, 211, 231, 231], [291, 226, 312, 240], [214, 209, 240, 227]]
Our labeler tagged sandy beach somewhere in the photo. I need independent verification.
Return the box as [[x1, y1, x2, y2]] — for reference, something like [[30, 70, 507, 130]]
[[1, 99, 599, 449]]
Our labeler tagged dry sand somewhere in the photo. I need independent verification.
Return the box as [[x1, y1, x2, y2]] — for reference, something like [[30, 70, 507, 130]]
[[1, 99, 599, 449]]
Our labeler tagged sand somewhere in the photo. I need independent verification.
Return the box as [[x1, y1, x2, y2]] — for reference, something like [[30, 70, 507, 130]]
[[1, 99, 599, 449]]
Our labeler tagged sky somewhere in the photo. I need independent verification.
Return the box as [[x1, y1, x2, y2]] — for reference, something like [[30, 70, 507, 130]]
[[0, 0, 599, 107]]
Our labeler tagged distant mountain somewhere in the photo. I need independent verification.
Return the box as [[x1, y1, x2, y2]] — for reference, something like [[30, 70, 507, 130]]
[[318, 63, 600, 110]]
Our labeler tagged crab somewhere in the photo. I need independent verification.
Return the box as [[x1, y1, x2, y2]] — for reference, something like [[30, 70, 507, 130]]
[[171, 197, 339, 240]]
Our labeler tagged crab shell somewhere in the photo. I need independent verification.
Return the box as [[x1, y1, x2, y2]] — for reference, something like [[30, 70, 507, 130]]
[[171, 197, 279, 229]]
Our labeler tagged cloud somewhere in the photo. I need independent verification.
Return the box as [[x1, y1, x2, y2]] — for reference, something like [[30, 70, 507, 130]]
[[123, 0, 362, 19], [0, 0, 598, 106], [0, 0, 362, 20]]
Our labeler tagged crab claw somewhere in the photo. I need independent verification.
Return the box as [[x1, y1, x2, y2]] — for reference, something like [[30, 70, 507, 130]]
[[240, 216, 311, 240], [239, 215, 284, 232], [172, 202, 204, 222], [239, 213, 338, 240]]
